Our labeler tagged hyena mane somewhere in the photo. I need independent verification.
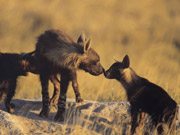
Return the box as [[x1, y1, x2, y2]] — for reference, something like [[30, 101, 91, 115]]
[[36, 29, 86, 69]]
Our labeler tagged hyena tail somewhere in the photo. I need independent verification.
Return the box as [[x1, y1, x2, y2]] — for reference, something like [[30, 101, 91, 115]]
[[21, 51, 36, 58]]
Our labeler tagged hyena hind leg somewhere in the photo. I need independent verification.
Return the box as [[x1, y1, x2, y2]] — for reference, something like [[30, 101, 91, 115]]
[[49, 74, 60, 106], [0, 91, 7, 104], [130, 110, 140, 135], [70, 70, 83, 103], [165, 107, 177, 135]]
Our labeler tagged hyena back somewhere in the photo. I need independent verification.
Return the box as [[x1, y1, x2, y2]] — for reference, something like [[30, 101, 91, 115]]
[[35, 29, 104, 121], [104, 55, 177, 135]]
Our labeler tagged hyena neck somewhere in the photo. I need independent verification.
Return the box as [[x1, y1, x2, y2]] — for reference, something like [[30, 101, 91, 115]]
[[120, 68, 142, 93], [46, 44, 83, 69]]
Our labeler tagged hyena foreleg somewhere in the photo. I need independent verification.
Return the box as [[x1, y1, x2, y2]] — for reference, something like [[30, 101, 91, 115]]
[[39, 73, 50, 118], [70, 69, 83, 103], [50, 70, 83, 105], [54, 70, 70, 122], [130, 108, 141, 135], [49, 74, 60, 106]]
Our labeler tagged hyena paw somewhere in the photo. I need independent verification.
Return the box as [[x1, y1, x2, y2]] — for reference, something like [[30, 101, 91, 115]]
[[39, 107, 50, 118], [5, 103, 15, 113], [76, 97, 84, 103], [54, 112, 64, 122], [49, 97, 58, 106], [7, 108, 15, 113]]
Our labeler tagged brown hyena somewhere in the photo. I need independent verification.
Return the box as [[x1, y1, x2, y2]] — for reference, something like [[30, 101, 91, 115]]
[[0, 51, 36, 113], [35, 29, 104, 121], [22, 51, 86, 106], [22, 51, 66, 106], [0, 51, 66, 113], [104, 55, 177, 135]]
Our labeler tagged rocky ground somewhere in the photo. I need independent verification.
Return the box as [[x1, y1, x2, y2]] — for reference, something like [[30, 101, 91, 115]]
[[0, 98, 179, 135]]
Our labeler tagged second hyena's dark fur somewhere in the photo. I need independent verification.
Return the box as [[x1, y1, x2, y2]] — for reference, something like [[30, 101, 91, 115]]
[[35, 29, 104, 121], [104, 55, 177, 135], [0, 52, 36, 113]]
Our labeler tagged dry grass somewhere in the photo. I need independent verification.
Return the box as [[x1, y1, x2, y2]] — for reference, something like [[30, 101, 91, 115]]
[[0, 0, 180, 134], [0, 0, 180, 104]]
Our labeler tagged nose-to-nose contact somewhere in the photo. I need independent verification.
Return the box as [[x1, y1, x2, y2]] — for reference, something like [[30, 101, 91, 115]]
[[98, 67, 105, 75], [103, 70, 107, 77], [102, 67, 105, 74]]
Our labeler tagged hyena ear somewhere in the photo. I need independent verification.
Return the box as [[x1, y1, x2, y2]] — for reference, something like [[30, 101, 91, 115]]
[[122, 55, 130, 68], [83, 37, 91, 53], [77, 33, 86, 43]]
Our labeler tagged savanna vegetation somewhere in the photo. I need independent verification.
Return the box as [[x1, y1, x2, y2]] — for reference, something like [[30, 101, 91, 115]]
[[0, 0, 180, 104]]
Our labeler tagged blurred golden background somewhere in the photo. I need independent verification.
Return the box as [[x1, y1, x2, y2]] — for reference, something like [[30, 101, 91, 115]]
[[0, 0, 180, 103]]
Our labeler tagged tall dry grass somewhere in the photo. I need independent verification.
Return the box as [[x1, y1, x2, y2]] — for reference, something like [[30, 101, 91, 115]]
[[0, 0, 180, 104]]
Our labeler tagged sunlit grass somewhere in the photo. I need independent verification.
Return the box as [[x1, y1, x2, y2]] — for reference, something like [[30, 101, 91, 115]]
[[0, 0, 179, 104], [0, 1, 180, 134]]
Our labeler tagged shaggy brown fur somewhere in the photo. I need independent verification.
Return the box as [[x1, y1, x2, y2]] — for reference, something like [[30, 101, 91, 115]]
[[0, 51, 73, 113], [0, 52, 36, 113], [104, 55, 177, 135], [35, 29, 104, 121], [22, 52, 85, 106]]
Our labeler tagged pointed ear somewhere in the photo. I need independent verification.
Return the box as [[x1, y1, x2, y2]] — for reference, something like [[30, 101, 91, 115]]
[[77, 33, 86, 43], [122, 55, 130, 68], [83, 37, 91, 53]]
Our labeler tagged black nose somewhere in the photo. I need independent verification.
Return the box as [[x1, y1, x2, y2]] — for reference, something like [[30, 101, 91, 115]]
[[104, 71, 107, 77], [98, 67, 105, 74], [102, 68, 105, 73]]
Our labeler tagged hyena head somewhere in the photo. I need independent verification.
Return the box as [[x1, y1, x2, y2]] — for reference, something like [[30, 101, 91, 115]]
[[77, 33, 104, 76], [20, 51, 38, 74], [104, 55, 130, 80]]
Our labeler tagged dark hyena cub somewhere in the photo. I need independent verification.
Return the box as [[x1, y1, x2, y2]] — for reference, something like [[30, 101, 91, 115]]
[[0, 52, 36, 113], [104, 55, 177, 135], [35, 29, 104, 121]]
